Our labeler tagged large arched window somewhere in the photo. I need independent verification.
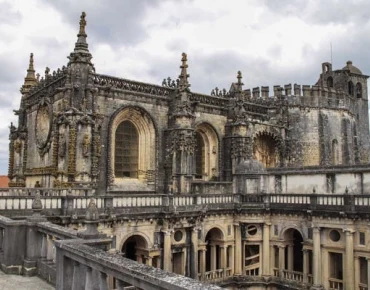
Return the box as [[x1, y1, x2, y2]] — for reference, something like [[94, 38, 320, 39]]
[[195, 132, 205, 179], [115, 121, 138, 178]]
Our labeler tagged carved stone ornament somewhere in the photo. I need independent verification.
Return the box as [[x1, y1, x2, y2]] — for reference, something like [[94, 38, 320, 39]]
[[35, 102, 52, 150], [82, 133, 91, 157]]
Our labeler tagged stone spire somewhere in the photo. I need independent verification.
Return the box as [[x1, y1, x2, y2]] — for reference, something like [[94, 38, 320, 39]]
[[74, 11, 89, 53], [178, 52, 190, 92], [21, 53, 37, 94], [68, 12, 92, 65]]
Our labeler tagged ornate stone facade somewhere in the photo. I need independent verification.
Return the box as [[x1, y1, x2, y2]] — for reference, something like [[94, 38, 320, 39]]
[[5, 12, 370, 290]]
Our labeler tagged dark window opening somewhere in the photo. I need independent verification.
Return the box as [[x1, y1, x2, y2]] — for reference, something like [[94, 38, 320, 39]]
[[356, 82, 362, 98], [348, 81, 354, 96], [327, 76, 333, 88], [115, 121, 138, 178]]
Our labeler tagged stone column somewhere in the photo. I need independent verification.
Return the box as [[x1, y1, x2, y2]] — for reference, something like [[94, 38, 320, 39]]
[[303, 249, 309, 284], [262, 223, 271, 277], [344, 229, 354, 290], [287, 245, 294, 271], [191, 228, 199, 279], [278, 245, 285, 277], [234, 224, 242, 275], [220, 245, 227, 277], [310, 227, 324, 290], [41, 234, 47, 260], [163, 231, 172, 272], [46, 234, 54, 261], [72, 262, 85, 290], [210, 244, 216, 270], [85, 267, 93, 290], [367, 258, 370, 290], [199, 248, 206, 279], [146, 256, 152, 266], [354, 256, 360, 290], [0, 228, 3, 251], [229, 246, 234, 275], [99, 272, 109, 290]]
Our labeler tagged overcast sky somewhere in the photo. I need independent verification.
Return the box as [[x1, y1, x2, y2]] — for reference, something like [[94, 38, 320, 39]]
[[0, 0, 369, 174]]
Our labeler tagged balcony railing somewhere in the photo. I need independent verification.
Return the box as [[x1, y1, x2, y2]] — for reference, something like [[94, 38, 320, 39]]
[[328, 278, 344, 290], [0, 190, 369, 218]]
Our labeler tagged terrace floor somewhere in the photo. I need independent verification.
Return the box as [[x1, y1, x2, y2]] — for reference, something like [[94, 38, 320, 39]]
[[0, 270, 54, 290]]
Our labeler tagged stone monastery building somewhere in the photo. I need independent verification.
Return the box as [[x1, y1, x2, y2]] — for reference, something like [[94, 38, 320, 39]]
[[3, 11, 370, 290]]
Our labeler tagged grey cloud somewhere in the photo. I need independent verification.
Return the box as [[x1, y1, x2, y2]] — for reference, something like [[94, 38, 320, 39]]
[[263, 0, 370, 26], [42, 0, 162, 46], [0, 2, 22, 25]]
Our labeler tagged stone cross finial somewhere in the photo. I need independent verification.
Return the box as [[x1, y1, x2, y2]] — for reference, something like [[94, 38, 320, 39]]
[[178, 52, 190, 91], [79, 12, 87, 36]]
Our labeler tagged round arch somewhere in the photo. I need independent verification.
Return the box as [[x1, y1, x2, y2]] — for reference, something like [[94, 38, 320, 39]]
[[108, 106, 157, 189], [121, 234, 149, 263]]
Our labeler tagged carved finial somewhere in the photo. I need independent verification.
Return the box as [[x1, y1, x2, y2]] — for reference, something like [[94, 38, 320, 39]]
[[236, 71, 244, 91], [178, 52, 190, 91], [69, 12, 91, 61], [32, 191, 43, 215], [79, 12, 87, 36], [29, 53, 34, 71], [85, 198, 99, 221], [45, 67, 50, 76], [345, 186, 349, 194], [21, 53, 37, 94]]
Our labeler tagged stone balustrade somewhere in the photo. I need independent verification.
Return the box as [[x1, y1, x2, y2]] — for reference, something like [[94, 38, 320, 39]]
[[0, 192, 369, 217]]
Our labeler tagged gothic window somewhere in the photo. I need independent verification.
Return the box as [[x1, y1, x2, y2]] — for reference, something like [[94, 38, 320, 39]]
[[331, 139, 339, 165], [348, 81, 354, 96], [356, 82, 362, 98], [195, 132, 205, 179], [327, 76, 333, 88], [114, 121, 138, 178]]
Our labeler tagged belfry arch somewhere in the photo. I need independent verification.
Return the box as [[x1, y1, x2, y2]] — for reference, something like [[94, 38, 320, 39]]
[[109, 106, 157, 190], [194, 123, 219, 180]]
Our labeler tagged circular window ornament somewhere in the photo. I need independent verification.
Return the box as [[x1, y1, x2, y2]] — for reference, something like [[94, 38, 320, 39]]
[[329, 230, 341, 242], [247, 225, 258, 236], [35, 104, 51, 149], [174, 230, 183, 242]]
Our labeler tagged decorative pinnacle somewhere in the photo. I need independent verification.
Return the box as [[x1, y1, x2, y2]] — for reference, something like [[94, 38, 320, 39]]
[[236, 71, 244, 91], [72, 11, 89, 54], [178, 52, 190, 90], [79, 12, 87, 36], [29, 53, 34, 71], [21, 53, 37, 94]]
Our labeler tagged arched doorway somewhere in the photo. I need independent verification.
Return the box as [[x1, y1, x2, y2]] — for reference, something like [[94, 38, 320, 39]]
[[283, 229, 304, 272], [205, 228, 224, 272], [121, 235, 148, 264]]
